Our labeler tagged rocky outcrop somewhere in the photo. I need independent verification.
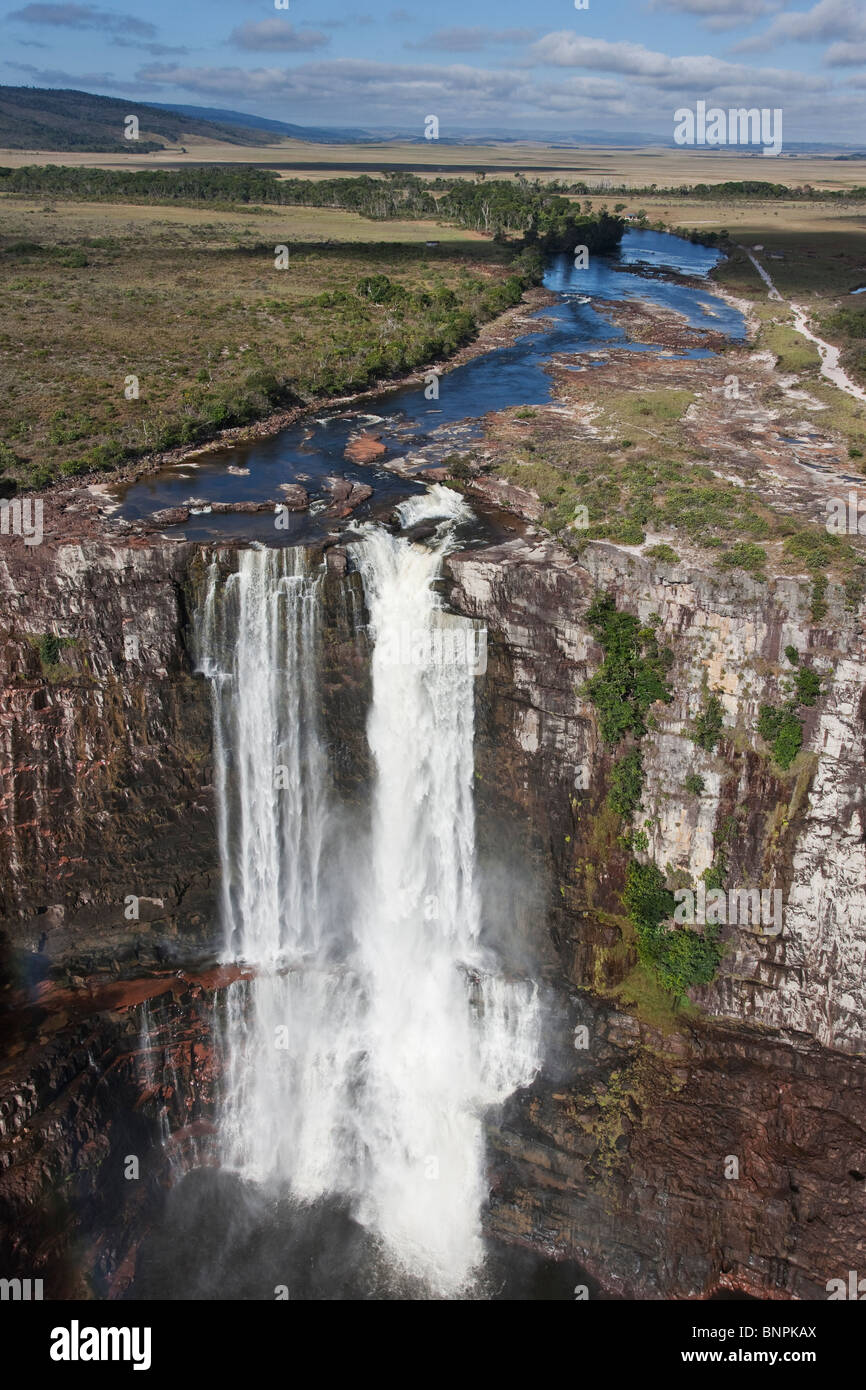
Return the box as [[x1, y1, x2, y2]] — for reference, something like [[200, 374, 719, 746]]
[[447, 533, 866, 1052], [0, 969, 227, 1297], [445, 530, 866, 1297]]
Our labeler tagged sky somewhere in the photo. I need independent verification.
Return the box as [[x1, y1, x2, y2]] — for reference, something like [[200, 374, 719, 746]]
[[1, 0, 865, 143]]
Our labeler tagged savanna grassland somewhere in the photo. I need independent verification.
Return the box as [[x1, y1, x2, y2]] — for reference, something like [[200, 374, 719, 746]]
[[0, 196, 536, 491]]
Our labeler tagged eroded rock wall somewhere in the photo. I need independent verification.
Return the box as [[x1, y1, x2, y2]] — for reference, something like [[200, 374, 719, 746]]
[[447, 533, 866, 1297]]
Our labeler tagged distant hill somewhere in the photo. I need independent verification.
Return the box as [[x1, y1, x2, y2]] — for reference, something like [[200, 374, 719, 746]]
[[147, 102, 378, 145], [0, 85, 288, 152]]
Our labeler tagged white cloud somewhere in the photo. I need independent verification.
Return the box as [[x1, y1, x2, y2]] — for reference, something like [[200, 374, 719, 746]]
[[4, 59, 131, 88], [648, 0, 784, 33], [827, 40, 866, 64], [228, 20, 331, 53], [6, 3, 156, 37], [530, 32, 823, 95], [733, 0, 866, 54]]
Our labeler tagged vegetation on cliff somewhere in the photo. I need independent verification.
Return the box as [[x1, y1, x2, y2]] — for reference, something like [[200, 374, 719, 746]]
[[583, 592, 724, 1001]]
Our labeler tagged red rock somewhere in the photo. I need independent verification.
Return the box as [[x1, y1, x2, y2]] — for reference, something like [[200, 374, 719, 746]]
[[344, 431, 386, 463]]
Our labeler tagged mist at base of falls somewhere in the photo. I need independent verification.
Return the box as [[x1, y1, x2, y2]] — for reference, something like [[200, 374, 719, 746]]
[[129, 1169, 601, 1302], [193, 487, 543, 1298]]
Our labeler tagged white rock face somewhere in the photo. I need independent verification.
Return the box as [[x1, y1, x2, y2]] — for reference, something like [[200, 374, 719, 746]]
[[449, 536, 866, 1053]]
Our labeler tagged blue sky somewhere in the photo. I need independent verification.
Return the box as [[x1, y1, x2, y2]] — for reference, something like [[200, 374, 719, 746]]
[[2, 0, 865, 141]]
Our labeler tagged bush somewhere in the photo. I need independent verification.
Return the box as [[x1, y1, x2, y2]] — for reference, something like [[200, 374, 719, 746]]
[[608, 748, 643, 818], [649, 924, 722, 999], [811, 574, 828, 622], [718, 542, 767, 577], [692, 694, 725, 752], [793, 666, 821, 706], [444, 454, 472, 481], [684, 773, 705, 795], [28, 632, 75, 673], [623, 861, 674, 936], [356, 274, 397, 303], [758, 703, 803, 769], [645, 543, 679, 562], [623, 860, 721, 998], [784, 644, 799, 665], [783, 531, 841, 571], [583, 593, 673, 746]]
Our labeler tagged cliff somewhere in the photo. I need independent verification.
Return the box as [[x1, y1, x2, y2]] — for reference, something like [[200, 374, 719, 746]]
[[1, 523, 864, 1299], [445, 532, 866, 1297]]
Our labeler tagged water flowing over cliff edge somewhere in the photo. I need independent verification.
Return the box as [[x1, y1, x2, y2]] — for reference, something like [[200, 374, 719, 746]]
[[1, 232, 864, 1300]]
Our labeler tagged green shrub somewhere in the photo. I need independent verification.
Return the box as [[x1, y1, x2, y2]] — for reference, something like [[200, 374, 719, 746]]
[[28, 632, 75, 674], [583, 592, 673, 746], [623, 859, 721, 999], [623, 861, 674, 936], [783, 531, 841, 571], [608, 748, 644, 818], [718, 542, 767, 577], [684, 773, 705, 795], [692, 694, 725, 751], [356, 274, 397, 303], [645, 543, 679, 562], [784, 644, 799, 665], [757, 703, 803, 769], [810, 574, 828, 622], [444, 454, 472, 481], [793, 667, 821, 706], [648, 924, 722, 999]]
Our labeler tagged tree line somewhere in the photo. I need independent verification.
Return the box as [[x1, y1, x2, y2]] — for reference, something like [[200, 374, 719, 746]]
[[0, 165, 625, 251]]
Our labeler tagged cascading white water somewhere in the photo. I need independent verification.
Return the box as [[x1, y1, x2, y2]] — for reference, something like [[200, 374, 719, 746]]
[[348, 489, 542, 1292], [196, 492, 542, 1295], [197, 547, 363, 1196]]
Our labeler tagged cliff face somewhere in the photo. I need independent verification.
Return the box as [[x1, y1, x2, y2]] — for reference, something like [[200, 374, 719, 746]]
[[0, 970, 224, 1297], [0, 538, 368, 991], [1, 526, 864, 1299], [446, 533, 866, 1297], [0, 538, 217, 986]]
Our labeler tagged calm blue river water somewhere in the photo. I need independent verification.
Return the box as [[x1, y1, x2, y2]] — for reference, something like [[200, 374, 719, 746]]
[[116, 228, 744, 544]]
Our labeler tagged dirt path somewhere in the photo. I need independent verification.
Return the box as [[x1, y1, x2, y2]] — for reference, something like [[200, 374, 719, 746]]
[[742, 247, 866, 405]]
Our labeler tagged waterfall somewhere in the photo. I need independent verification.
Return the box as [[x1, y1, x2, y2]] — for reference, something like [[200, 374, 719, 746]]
[[196, 496, 542, 1296], [197, 547, 363, 1197]]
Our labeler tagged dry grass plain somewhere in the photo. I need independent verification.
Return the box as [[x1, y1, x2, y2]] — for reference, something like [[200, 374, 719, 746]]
[[2, 139, 865, 191], [0, 197, 514, 488], [2, 139, 864, 491]]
